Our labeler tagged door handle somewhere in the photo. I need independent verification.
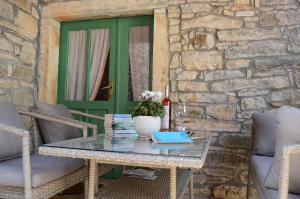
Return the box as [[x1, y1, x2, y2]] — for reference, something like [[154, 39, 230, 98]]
[[100, 80, 113, 100]]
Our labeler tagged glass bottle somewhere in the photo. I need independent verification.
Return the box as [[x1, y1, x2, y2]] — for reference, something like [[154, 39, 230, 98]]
[[161, 86, 172, 131]]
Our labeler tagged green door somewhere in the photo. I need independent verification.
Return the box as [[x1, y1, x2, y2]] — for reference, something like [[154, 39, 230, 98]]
[[57, 16, 153, 134]]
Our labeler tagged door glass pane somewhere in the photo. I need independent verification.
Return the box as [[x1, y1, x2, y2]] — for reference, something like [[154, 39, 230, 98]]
[[128, 26, 150, 101], [67, 30, 87, 101], [89, 29, 110, 101]]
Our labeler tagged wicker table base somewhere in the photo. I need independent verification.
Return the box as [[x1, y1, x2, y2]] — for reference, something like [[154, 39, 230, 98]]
[[96, 169, 193, 199]]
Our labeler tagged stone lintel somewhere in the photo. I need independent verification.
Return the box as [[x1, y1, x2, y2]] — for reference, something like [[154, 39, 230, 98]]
[[42, 0, 168, 21]]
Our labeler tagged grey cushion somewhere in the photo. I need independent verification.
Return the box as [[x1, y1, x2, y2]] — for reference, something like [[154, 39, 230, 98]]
[[0, 154, 84, 188], [252, 112, 277, 156], [252, 155, 273, 180], [267, 189, 300, 199], [36, 102, 81, 143], [265, 106, 300, 194], [0, 103, 25, 161]]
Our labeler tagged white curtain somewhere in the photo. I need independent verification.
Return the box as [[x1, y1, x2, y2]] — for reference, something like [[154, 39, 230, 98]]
[[129, 26, 150, 101], [89, 29, 110, 100], [67, 29, 110, 101], [67, 31, 86, 101]]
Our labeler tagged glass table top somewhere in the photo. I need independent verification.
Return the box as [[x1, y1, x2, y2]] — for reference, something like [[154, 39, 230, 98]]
[[44, 135, 211, 159]]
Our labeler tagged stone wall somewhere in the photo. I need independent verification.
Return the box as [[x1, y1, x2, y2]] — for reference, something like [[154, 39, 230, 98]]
[[0, 0, 39, 109], [18, 0, 300, 199], [168, 0, 300, 198]]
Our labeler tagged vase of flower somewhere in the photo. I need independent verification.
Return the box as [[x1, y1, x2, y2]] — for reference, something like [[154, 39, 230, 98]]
[[132, 90, 164, 137]]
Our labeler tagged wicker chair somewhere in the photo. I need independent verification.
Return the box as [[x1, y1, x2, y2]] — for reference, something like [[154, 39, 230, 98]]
[[247, 112, 300, 199], [0, 109, 114, 199]]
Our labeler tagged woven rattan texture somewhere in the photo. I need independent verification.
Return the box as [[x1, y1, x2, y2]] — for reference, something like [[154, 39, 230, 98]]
[[97, 169, 192, 199]]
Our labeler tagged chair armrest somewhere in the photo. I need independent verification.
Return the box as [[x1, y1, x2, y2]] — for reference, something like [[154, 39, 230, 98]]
[[0, 122, 30, 137], [70, 110, 104, 120], [278, 144, 300, 199], [18, 110, 90, 137], [0, 123, 32, 197]]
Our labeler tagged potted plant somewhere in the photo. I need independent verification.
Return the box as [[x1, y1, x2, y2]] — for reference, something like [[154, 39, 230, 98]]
[[131, 90, 164, 137]]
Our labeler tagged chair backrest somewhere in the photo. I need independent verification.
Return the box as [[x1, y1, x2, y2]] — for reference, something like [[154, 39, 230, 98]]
[[30, 117, 44, 152]]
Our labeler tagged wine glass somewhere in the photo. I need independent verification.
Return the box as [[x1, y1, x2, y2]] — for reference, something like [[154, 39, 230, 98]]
[[175, 102, 187, 132]]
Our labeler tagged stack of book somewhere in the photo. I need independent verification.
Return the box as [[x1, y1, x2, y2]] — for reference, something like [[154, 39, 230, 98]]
[[104, 114, 138, 138], [123, 168, 161, 181]]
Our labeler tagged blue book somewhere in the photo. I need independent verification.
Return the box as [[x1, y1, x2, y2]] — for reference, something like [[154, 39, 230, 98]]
[[151, 132, 192, 144]]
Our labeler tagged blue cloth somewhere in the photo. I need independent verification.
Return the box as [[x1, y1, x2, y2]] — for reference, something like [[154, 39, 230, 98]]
[[152, 132, 192, 143]]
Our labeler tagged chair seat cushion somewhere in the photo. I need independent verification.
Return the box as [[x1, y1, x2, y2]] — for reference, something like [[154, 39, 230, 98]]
[[0, 103, 28, 162], [0, 154, 84, 188], [267, 188, 300, 199], [251, 155, 273, 181], [36, 102, 81, 143]]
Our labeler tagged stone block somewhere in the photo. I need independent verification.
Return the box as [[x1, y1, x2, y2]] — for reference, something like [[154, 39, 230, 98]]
[[219, 133, 251, 149], [0, 64, 8, 76], [182, 15, 243, 30], [174, 104, 204, 117], [182, 51, 223, 70], [176, 71, 198, 80], [169, 18, 180, 26], [0, 37, 13, 52], [226, 59, 250, 69], [179, 93, 229, 103], [269, 89, 300, 106], [204, 70, 244, 81], [206, 104, 236, 120], [205, 168, 234, 179], [181, 3, 212, 15], [169, 35, 180, 43], [170, 42, 181, 52], [217, 28, 281, 42], [255, 56, 300, 69], [238, 89, 269, 97], [0, 79, 19, 88], [211, 76, 290, 92], [14, 0, 31, 12], [206, 151, 248, 169], [11, 89, 33, 106], [176, 118, 241, 132], [20, 42, 36, 65], [224, 9, 234, 16], [287, 27, 300, 53], [236, 10, 255, 17], [239, 170, 248, 185], [170, 53, 180, 69], [245, 22, 257, 29], [253, 68, 286, 77], [0, 1, 14, 21], [213, 185, 247, 199], [225, 40, 288, 59], [193, 32, 215, 49], [169, 25, 179, 34], [276, 10, 300, 26], [241, 97, 267, 110], [16, 11, 38, 39], [178, 81, 209, 92], [32, 6, 39, 19], [169, 0, 186, 5], [260, 12, 276, 27], [12, 65, 34, 81], [4, 32, 24, 45]]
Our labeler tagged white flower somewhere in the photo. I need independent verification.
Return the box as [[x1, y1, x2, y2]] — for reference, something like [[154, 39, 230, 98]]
[[140, 90, 163, 101]]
